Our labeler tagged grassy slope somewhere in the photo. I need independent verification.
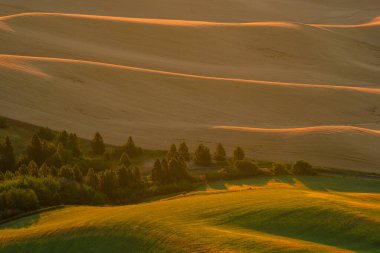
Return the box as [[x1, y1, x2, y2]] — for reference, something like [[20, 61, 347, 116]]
[[0, 175, 379, 253]]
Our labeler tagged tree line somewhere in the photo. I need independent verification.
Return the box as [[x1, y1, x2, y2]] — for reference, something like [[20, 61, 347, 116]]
[[0, 125, 315, 221]]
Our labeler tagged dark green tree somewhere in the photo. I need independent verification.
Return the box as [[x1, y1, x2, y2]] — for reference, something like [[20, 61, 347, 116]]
[[98, 169, 117, 195], [213, 143, 226, 162], [161, 158, 169, 183], [68, 133, 81, 157], [233, 146, 245, 161], [166, 144, 177, 160], [91, 132, 105, 155], [133, 167, 141, 181], [178, 142, 190, 161], [85, 168, 98, 189], [123, 136, 142, 157], [27, 160, 39, 177], [234, 160, 259, 176], [72, 165, 83, 182], [292, 160, 315, 175], [17, 164, 28, 176], [272, 163, 288, 175], [194, 144, 212, 167], [119, 152, 131, 168], [116, 165, 130, 187], [59, 165, 75, 180], [27, 134, 44, 165], [57, 130, 69, 148], [1, 137, 16, 172], [151, 159, 163, 183], [38, 163, 51, 177], [168, 156, 191, 182]]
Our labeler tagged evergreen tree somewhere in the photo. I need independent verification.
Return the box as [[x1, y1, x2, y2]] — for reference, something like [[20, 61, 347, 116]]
[[47, 144, 64, 168], [166, 144, 177, 160], [50, 166, 58, 177], [123, 136, 142, 157], [168, 156, 191, 182], [72, 165, 83, 182], [116, 165, 130, 187], [151, 159, 163, 183], [168, 157, 180, 181], [98, 169, 116, 195], [38, 163, 51, 177], [57, 130, 69, 148], [17, 164, 28, 176], [119, 152, 131, 168], [214, 143, 226, 162], [68, 133, 81, 157], [59, 165, 75, 180], [176, 155, 191, 181], [1, 137, 15, 172], [27, 160, 39, 177], [233, 146, 245, 161], [194, 144, 212, 167], [161, 158, 169, 183], [27, 134, 44, 165], [85, 168, 98, 189], [91, 132, 105, 155], [133, 167, 141, 181], [178, 142, 190, 161]]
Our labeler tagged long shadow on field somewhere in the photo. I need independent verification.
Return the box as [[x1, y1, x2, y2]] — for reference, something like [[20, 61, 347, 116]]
[[295, 175, 380, 193], [0, 214, 40, 229]]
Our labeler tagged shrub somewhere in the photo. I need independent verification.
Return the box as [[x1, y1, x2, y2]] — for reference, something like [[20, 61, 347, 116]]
[[292, 160, 316, 175], [0, 188, 39, 211], [271, 163, 288, 175], [234, 160, 259, 176]]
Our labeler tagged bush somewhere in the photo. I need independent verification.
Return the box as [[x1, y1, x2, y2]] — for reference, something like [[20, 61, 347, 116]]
[[0, 188, 39, 212], [271, 163, 288, 175], [292, 160, 316, 175], [234, 160, 259, 176]]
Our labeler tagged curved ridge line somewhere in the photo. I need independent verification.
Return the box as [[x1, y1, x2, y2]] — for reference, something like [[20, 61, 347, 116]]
[[1, 54, 380, 94], [314, 17, 380, 28], [1, 12, 379, 28], [212, 125, 380, 135], [0, 12, 298, 27]]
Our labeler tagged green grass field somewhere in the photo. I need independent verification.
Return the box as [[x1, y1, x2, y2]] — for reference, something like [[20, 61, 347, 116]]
[[1, 175, 379, 253]]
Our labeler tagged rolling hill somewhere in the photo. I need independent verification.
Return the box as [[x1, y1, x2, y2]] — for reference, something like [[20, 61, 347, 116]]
[[0, 0, 380, 172], [1, 176, 380, 252]]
